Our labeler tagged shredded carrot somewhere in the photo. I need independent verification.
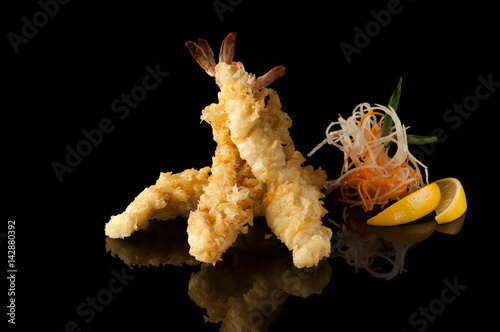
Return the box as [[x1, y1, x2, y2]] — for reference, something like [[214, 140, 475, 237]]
[[309, 103, 429, 212]]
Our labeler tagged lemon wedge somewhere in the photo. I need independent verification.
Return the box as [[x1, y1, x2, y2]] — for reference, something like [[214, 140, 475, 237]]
[[434, 177, 467, 224], [367, 183, 441, 226]]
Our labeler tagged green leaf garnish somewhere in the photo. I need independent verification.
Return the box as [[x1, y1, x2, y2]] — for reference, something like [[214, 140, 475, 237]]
[[382, 77, 437, 148], [406, 134, 438, 145], [381, 77, 402, 138]]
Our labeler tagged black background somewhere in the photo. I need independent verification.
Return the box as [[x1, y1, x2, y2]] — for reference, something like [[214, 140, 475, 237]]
[[3, 0, 498, 331]]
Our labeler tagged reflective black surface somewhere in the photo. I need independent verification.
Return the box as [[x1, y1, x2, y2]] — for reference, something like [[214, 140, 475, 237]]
[[103, 205, 468, 331], [5, 1, 496, 331], [107, 217, 333, 331]]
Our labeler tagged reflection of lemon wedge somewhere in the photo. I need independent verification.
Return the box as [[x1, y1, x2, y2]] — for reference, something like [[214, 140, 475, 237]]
[[368, 216, 436, 244], [435, 211, 466, 234], [434, 178, 467, 224], [367, 183, 441, 226]]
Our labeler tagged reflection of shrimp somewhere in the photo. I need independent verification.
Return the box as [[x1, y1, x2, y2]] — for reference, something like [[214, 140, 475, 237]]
[[186, 33, 331, 268]]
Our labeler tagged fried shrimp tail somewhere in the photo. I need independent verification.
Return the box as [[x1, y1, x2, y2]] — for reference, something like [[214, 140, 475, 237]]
[[217, 72, 331, 267], [105, 167, 210, 239], [219, 32, 236, 64], [186, 33, 331, 268], [185, 34, 264, 264], [108, 33, 331, 269], [185, 40, 216, 77], [250, 64, 286, 90]]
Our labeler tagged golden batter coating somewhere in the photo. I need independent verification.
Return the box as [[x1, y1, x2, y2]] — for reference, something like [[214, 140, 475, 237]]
[[212, 62, 331, 268], [187, 102, 264, 264], [105, 167, 210, 239], [106, 33, 332, 269], [184, 33, 331, 268]]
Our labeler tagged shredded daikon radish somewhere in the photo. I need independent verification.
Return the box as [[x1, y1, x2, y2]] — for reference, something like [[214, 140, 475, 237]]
[[309, 103, 429, 211]]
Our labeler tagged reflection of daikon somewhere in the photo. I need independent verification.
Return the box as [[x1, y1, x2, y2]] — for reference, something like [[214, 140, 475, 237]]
[[330, 206, 411, 280]]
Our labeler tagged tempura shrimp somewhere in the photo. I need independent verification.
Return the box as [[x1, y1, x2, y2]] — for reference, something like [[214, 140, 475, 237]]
[[105, 167, 210, 239], [186, 33, 331, 268], [185, 34, 266, 264], [187, 99, 264, 264]]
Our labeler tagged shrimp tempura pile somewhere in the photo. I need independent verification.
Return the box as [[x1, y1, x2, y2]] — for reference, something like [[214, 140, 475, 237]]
[[105, 33, 332, 268]]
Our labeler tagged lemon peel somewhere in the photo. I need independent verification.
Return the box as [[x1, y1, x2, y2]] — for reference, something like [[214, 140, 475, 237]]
[[367, 183, 441, 226], [434, 177, 467, 224]]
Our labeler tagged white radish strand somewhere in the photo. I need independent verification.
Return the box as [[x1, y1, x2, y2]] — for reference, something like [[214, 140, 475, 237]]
[[309, 103, 429, 211]]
